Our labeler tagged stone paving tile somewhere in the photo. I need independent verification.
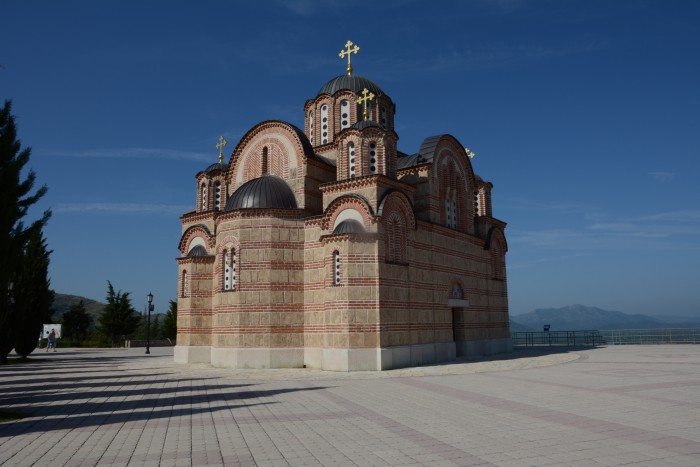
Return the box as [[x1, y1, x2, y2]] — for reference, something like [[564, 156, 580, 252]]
[[1, 345, 700, 466]]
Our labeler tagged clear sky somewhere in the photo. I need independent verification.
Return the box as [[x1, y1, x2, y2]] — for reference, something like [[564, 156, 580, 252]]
[[2, 0, 699, 317]]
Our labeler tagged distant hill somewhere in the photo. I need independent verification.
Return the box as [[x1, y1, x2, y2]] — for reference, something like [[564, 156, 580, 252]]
[[51, 293, 106, 324], [509, 319, 535, 332], [511, 305, 700, 331]]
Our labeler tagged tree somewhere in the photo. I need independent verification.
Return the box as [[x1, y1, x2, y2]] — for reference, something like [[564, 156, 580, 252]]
[[97, 282, 140, 347], [13, 229, 54, 358], [161, 300, 177, 341], [62, 300, 93, 342], [0, 100, 51, 362]]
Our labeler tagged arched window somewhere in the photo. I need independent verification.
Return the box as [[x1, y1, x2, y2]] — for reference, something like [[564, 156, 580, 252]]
[[309, 110, 314, 144], [473, 191, 480, 216], [223, 249, 236, 290], [200, 183, 207, 211], [368, 142, 377, 174], [491, 242, 505, 281], [348, 142, 356, 178], [262, 147, 269, 175], [445, 189, 457, 229], [340, 100, 350, 130], [321, 104, 329, 144], [214, 182, 222, 211], [380, 107, 388, 129], [386, 212, 406, 263], [181, 270, 189, 297], [333, 250, 341, 285]]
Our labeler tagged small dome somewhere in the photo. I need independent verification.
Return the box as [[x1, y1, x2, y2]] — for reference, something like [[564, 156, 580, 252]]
[[187, 245, 208, 257], [225, 176, 297, 211], [333, 219, 365, 235], [352, 120, 381, 131], [202, 162, 225, 174], [318, 75, 385, 97]]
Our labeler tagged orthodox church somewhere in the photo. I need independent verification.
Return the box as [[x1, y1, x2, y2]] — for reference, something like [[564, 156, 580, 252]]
[[175, 42, 510, 371]]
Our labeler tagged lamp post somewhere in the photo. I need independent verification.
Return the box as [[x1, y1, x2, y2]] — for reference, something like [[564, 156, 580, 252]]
[[146, 292, 153, 354]]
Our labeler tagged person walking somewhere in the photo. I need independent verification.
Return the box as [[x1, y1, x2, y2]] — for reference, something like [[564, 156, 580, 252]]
[[47, 329, 57, 352]]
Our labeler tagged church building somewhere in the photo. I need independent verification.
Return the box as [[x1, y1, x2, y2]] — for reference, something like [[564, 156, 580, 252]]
[[175, 42, 510, 371]]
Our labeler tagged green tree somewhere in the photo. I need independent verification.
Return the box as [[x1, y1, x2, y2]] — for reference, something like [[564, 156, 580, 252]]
[[62, 300, 93, 342], [0, 100, 51, 362], [13, 229, 54, 358], [161, 300, 177, 341], [97, 282, 140, 347]]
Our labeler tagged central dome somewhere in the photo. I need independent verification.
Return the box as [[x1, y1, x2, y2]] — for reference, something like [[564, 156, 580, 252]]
[[225, 176, 298, 211], [317, 75, 385, 97]]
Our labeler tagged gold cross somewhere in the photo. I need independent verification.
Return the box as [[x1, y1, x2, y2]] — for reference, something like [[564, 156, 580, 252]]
[[217, 136, 227, 164], [357, 87, 375, 121], [465, 147, 476, 159], [339, 40, 360, 76]]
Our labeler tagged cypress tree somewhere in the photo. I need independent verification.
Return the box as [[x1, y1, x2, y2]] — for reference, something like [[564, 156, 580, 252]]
[[0, 100, 51, 362], [62, 300, 93, 342], [13, 229, 54, 358], [98, 282, 140, 347]]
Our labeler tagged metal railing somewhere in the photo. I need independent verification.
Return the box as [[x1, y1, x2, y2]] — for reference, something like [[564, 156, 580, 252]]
[[511, 330, 604, 347], [598, 328, 700, 345]]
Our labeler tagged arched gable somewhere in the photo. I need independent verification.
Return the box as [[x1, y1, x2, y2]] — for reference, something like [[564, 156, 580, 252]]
[[484, 226, 508, 252], [178, 224, 215, 255], [419, 134, 478, 188], [378, 190, 416, 230], [227, 120, 315, 185], [322, 194, 375, 231]]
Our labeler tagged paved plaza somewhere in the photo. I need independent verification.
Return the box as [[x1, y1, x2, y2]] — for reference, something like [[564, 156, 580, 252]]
[[1, 345, 699, 466]]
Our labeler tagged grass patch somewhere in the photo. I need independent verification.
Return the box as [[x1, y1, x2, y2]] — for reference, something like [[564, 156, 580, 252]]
[[0, 410, 29, 423]]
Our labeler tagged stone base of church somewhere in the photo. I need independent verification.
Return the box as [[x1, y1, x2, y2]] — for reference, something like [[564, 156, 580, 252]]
[[456, 337, 512, 357], [174, 338, 511, 370], [210, 347, 305, 369], [174, 345, 211, 364]]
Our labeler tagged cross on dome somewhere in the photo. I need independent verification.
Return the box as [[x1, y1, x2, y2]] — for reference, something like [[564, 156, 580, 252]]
[[357, 87, 375, 121], [217, 135, 227, 164], [339, 40, 360, 76]]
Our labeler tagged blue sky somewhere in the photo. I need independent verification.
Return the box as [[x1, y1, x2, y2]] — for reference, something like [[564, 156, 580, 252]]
[[2, 0, 699, 317]]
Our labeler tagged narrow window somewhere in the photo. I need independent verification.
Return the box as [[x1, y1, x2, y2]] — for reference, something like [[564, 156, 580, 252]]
[[348, 142, 356, 178], [201, 183, 207, 211], [333, 251, 341, 285], [340, 100, 350, 130], [262, 147, 269, 175], [309, 111, 314, 144], [182, 270, 189, 297], [215, 182, 222, 210], [223, 249, 236, 291], [389, 219, 398, 262], [321, 104, 329, 144], [369, 142, 377, 174], [445, 191, 457, 229], [380, 107, 388, 129]]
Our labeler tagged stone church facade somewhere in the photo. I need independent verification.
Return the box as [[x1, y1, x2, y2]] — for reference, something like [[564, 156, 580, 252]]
[[175, 44, 510, 371]]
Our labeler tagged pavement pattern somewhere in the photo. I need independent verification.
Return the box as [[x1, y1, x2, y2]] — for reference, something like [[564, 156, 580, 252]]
[[1, 345, 699, 466]]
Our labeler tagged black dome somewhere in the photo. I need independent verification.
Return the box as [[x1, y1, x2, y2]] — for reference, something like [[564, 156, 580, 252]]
[[187, 245, 208, 257], [332, 219, 365, 234], [202, 162, 225, 174], [352, 120, 381, 131], [318, 75, 385, 97], [225, 176, 297, 211]]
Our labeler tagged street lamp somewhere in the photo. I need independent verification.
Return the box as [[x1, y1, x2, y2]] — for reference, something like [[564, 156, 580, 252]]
[[146, 292, 154, 354]]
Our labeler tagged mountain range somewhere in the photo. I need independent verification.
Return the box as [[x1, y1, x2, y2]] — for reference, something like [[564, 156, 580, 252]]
[[511, 304, 700, 331], [50, 295, 698, 332]]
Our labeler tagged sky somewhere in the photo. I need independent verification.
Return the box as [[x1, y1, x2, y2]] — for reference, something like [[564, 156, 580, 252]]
[[2, 0, 699, 317]]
